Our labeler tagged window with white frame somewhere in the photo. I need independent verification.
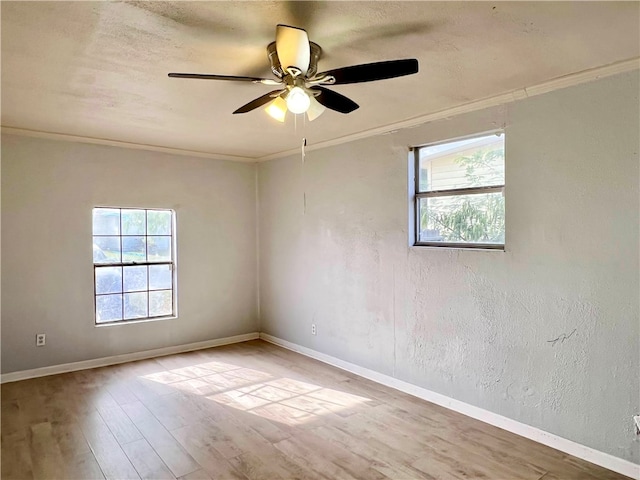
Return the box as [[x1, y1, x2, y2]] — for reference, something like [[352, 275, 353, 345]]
[[412, 132, 505, 249], [92, 207, 176, 324]]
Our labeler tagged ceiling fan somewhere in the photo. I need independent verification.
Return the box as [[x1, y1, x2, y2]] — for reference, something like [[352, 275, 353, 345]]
[[168, 24, 419, 122]]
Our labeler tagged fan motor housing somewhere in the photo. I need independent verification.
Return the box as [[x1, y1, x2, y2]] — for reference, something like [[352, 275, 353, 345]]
[[267, 41, 322, 78]]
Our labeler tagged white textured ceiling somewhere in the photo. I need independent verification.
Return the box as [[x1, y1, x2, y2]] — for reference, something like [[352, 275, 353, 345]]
[[2, 1, 639, 160]]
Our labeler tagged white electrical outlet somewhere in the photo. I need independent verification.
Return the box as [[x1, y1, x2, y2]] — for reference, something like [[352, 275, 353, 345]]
[[36, 333, 46, 347], [311, 324, 317, 335], [634, 415, 640, 435]]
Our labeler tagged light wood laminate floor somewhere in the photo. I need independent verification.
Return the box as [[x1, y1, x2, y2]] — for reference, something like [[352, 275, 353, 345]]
[[1, 340, 629, 480]]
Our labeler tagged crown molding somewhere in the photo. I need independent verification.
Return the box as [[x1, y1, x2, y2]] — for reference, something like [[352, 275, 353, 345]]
[[0, 126, 256, 163], [257, 57, 640, 162]]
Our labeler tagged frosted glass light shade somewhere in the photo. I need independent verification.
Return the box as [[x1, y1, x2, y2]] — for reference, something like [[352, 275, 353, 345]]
[[265, 96, 287, 122], [306, 96, 325, 121], [286, 87, 311, 114]]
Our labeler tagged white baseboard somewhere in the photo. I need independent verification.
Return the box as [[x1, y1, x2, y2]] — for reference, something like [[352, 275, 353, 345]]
[[0, 332, 260, 384], [260, 333, 640, 480]]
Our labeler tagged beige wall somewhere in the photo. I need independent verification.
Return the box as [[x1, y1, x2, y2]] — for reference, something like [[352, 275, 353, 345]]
[[1, 135, 258, 373], [258, 71, 640, 463]]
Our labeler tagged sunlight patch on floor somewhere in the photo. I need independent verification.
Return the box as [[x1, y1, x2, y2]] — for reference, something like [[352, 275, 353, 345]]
[[141, 360, 371, 425]]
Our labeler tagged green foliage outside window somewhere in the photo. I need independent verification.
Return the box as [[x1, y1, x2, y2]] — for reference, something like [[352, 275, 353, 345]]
[[420, 147, 505, 244]]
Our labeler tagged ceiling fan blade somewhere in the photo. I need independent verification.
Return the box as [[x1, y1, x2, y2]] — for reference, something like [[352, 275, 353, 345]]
[[317, 59, 419, 85], [168, 73, 280, 85], [233, 90, 285, 114], [310, 86, 359, 114], [276, 24, 310, 76]]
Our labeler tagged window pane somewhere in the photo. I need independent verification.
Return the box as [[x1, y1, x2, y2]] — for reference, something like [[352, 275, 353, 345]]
[[93, 208, 120, 235], [149, 264, 172, 290], [95, 267, 122, 294], [149, 290, 172, 317], [147, 210, 172, 235], [147, 236, 171, 262], [96, 294, 123, 323], [122, 209, 146, 235], [122, 236, 146, 263], [419, 134, 504, 192], [124, 292, 148, 319], [123, 266, 148, 292], [93, 237, 121, 264], [418, 191, 505, 244], [93, 207, 175, 324]]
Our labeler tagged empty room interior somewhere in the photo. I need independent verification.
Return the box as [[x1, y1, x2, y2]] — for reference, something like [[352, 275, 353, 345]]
[[1, 2, 639, 479]]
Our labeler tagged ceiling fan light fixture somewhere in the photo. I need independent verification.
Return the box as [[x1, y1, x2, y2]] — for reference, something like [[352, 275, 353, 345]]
[[286, 86, 311, 114], [265, 96, 287, 122], [306, 96, 325, 122], [169, 25, 419, 118]]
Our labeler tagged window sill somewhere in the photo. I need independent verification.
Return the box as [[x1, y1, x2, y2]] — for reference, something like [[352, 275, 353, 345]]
[[412, 243, 505, 252], [95, 315, 177, 328]]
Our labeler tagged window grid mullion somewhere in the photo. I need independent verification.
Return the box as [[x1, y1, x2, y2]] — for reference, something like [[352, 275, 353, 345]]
[[94, 261, 173, 268], [416, 184, 504, 199], [119, 209, 124, 318], [413, 148, 420, 246], [146, 209, 149, 317]]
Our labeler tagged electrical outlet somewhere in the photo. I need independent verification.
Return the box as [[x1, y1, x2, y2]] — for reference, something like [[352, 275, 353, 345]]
[[36, 333, 46, 347], [634, 415, 640, 435], [311, 324, 317, 335]]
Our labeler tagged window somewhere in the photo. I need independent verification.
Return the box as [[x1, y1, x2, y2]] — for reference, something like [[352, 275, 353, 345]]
[[92, 207, 176, 324], [412, 132, 505, 249]]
